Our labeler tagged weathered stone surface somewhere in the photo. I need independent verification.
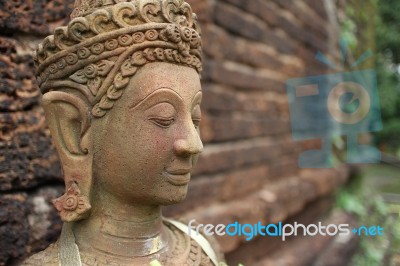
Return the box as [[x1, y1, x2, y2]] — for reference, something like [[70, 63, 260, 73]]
[[0, 194, 30, 266], [26, 187, 64, 255], [0, 107, 62, 191], [0, 35, 62, 191], [0, 37, 39, 112], [0, 0, 74, 34], [0, 4, 66, 263], [0, 187, 63, 265]]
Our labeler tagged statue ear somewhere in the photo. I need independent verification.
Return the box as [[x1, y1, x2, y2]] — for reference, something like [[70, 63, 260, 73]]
[[42, 91, 93, 222], [41, 91, 91, 158]]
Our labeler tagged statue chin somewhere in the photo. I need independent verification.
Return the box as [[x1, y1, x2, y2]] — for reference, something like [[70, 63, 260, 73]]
[[161, 185, 189, 205]]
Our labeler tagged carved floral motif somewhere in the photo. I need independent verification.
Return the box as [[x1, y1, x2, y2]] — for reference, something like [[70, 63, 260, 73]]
[[34, 0, 202, 119], [52, 182, 91, 222], [34, 0, 200, 66]]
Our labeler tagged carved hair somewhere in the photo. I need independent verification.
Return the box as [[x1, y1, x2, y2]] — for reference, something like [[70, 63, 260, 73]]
[[34, 0, 202, 118]]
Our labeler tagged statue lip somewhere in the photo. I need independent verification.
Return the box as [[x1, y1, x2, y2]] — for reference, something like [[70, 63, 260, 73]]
[[166, 168, 191, 175], [164, 169, 191, 186]]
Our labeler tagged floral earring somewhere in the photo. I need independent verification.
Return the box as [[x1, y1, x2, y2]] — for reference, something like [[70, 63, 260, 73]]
[[53, 182, 91, 222]]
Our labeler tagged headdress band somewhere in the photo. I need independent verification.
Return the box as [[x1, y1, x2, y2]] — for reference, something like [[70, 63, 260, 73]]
[[34, 0, 202, 118]]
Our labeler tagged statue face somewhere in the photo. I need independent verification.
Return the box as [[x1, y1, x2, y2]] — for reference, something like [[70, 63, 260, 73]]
[[91, 62, 203, 205]]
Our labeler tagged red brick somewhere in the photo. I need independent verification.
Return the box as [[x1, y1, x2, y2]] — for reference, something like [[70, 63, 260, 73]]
[[164, 174, 224, 217], [303, 0, 329, 21], [300, 167, 350, 197], [221, 0, 328, 53], [212, 1, 298, 56], [202, 84, 287, 117], [268, 156, 300, 179], [214, 2, 267, 42], [195, 138, 298, 178], [194, 137, 294, 175], [186, 0, 215, 23], [218, 165, 270, 201], [275, 14, 328, 54], [202, 25, 303, 76], [205, 60, 285, 91], [221, 0, 279, 28], [254, 211, 357, 266]]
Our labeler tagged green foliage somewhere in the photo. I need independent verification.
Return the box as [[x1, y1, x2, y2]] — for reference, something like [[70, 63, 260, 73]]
[[341, 11, 358, 49], [337, 190, 367, 216], [342, 0, 400, 154], [376, 0, 400, 63], [376, 118, 400, 152], [376, 60, 400, 117], [335, 169, 400, 266], [375, 0, 400, 153]]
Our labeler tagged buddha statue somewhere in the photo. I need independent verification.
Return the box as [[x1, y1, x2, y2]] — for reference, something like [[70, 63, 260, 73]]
[[22, 0, 223, 265]]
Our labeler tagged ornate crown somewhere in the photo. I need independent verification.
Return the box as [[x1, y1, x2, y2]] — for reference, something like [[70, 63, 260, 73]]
[[34, 0, 202, 118]]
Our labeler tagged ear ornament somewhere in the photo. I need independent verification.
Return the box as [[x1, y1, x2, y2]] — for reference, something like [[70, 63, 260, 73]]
[[53, 182, 91, 222]]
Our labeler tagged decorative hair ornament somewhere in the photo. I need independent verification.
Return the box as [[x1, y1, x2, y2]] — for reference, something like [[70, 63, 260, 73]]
[[34, 0, 202, 118]]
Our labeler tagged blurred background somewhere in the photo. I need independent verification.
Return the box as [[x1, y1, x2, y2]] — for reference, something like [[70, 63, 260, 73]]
[[0, 0, 399, 265]]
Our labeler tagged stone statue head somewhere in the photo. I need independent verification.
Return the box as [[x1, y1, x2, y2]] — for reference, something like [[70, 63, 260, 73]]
[[34, 0, 203, 222]]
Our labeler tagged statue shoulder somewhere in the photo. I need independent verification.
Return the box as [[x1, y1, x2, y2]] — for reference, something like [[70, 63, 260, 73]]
[[21, 242, 59, 266], [163, 218, 225, 264]]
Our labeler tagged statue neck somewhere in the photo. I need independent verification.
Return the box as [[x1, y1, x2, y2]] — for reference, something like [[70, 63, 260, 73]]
[[72, 189, 170, 259]]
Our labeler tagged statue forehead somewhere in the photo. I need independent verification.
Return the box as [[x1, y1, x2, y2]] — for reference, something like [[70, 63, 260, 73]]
[[126, 62, 202, 105]]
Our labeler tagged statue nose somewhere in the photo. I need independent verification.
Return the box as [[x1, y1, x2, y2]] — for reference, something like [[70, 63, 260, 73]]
[[173, 127, 203, 157]]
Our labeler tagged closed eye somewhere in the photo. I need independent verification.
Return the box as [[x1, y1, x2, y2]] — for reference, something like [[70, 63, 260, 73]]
[[192, 118, 201, 128], [149, 117, 175, 128]]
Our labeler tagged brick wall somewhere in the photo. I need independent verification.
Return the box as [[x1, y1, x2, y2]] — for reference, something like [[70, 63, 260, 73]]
[[0, 0, 354, 265]]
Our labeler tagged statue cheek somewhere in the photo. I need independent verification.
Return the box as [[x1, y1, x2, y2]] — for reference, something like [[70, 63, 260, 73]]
[[140, 125, 176, 151]]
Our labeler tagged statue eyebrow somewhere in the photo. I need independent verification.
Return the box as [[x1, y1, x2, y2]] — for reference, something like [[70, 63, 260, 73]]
[[191, 91, 202, 107], [129, 87, 183, 110]]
